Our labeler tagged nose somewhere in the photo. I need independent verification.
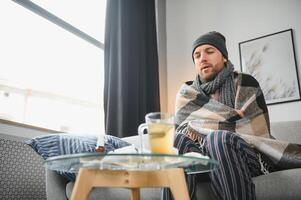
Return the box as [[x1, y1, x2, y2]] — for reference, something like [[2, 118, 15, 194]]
[[200, 53, 207, 63]]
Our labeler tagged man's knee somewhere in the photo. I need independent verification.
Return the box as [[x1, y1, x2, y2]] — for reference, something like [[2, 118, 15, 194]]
[[206, 130, 242, 148], [206, 130, 246, 153], [174, 133, 201, 154]]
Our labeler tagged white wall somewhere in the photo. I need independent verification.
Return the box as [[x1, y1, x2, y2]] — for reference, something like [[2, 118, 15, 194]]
[[166, 0, 301, 122]]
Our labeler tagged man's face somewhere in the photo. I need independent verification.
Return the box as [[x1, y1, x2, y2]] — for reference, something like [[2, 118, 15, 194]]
[[193, 44, 225, 81]]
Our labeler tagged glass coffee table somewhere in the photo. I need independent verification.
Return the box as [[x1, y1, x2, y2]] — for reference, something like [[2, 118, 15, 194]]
[[44, 152, 218, 200]]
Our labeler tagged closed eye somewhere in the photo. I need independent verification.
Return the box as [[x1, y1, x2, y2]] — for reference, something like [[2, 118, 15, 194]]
[[205, 48, 215, 54], [193, 52, 200, 59]]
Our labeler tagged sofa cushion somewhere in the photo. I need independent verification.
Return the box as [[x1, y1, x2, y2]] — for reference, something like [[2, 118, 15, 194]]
[[193, 168, 301, 200], [26, 134, 130, 181], [254, 168, 301, 200], [26, 134, 131, 159], [25, 134, 97, 160]]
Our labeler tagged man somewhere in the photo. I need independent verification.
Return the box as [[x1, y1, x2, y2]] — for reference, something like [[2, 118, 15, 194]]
[[162, 31, 278, 200]]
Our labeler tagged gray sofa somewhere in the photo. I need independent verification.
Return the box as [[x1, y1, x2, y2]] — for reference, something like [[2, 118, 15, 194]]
[[0, 133, 46, 200], [46, 121, 301, 200]]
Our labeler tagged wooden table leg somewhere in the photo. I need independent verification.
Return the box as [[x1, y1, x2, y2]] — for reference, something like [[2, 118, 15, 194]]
[[130, 188, 140, 200], [166, 168, 190, 200], [70, 168, 189, 200], [71, 169, 95, 200]]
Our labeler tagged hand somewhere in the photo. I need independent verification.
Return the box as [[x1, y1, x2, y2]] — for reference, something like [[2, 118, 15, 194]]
[[235, 109, 245, 118]]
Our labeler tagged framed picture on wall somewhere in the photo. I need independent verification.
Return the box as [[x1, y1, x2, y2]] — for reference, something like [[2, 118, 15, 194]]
[[239, 29, 301, 105]]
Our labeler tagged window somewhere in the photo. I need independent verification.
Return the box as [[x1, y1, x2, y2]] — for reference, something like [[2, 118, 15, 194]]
[[0, 1, 106, 135]]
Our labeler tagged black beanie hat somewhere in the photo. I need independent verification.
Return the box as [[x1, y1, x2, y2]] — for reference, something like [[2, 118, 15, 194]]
[[192, 31, 228, 61]]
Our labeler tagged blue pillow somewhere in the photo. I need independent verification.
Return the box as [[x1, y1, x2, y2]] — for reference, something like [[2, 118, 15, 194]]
[[25, 134, 130, 181]]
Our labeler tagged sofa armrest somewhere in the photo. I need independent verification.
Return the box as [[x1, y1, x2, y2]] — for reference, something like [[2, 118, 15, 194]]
[[254, 168, 301, 200], [46, 169, 69, 200]]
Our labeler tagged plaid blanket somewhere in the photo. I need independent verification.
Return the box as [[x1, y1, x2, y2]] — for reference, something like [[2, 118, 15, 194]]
[[175, 72, 301, 169]]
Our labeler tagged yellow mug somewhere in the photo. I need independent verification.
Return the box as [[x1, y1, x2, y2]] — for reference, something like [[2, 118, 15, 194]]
[[138, 112, 175, 154]]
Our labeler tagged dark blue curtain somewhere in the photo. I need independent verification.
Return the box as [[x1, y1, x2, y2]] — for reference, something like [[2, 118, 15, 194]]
[[104, 0, 160, 137]]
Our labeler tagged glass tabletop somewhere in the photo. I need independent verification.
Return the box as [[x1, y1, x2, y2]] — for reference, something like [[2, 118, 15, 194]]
[[44, 152, 218, 174]]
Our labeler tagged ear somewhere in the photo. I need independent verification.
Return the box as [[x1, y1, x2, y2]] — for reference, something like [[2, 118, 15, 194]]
[[224, 58, 227, 62]]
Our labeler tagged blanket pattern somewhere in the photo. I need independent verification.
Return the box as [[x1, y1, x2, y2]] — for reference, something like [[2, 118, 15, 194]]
[[175, 72, 301, 169]]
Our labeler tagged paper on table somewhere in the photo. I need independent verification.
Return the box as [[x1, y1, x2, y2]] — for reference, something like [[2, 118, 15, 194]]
[[184, 152, 209, 159], [81, 145, 138, 168], [95, 145, 140, 169], [109, 145, 138, 154], [183, 152, 211, 174], [184, 152, 209, 165]]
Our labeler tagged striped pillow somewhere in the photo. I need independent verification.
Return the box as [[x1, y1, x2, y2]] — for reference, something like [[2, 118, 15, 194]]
[[25, 134, 130, 181]]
